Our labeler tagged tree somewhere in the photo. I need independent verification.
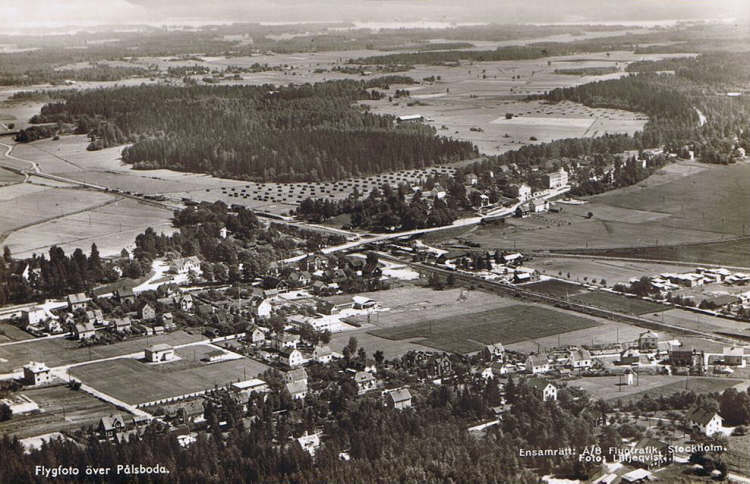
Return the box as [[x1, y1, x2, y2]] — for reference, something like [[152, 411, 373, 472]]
[[373, 350, 385, 366], [0, 403, 11, 421]]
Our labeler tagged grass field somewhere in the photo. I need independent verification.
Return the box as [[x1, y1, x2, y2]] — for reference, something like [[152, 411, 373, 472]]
[[0, 323, 33, 343], [527, 256, 697, 286], [643, 309, 750, 335], [70, 347, 269, 405], [569, 291, 669, 315], [0, 330, 203, 371], [556, 238, 750, 268], [574, 375, 742, 403], [369, 304, 600, 354], [524, 279, 588, 298], [0, 384, 119, 438]]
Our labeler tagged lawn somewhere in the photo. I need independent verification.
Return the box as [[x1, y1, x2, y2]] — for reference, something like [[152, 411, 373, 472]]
[[70, 350, 269, 405], [569, 291, 669, 315], [614, 377, 742, 405], [0, 323, 33, 343], [369, 304, 600, 354], [524, 279, 588, 298]]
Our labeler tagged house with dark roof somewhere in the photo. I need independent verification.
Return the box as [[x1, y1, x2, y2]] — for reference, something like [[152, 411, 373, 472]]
[[111, 317, 131, 333], [73, 321, 96, 340], [99, 414, 126, 437], [689, 407, 723, 436], [525, 354, 550, 374], [114, 287, 136, 304], [286, 380, 307, 400]]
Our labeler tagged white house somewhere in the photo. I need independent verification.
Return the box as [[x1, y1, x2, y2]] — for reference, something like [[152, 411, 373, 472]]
[[526, 377, 557, 402], [247, 327, 266, 346], [297, 432, 321, 456], [313, 345, 333, 364], [517, 183, 532, 202], [171, 256, 201, 275], [525, 355, 550, 374], [689, 407, 724, 436], [386, 388, 412, 409], [145, 343, 175, 363], [280, 348, 304, 368], [23, 361, 52, 386], [22, 308, 50, 327], [568, 349, 593, 369], [286, 381, 307, 400]]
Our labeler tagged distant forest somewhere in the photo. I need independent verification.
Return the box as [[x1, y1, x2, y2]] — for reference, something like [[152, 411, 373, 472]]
[[25, 77, 477, 182]]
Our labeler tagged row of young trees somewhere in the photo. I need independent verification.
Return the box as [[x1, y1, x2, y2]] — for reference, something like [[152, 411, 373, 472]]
[[25, 78, 476, 182]]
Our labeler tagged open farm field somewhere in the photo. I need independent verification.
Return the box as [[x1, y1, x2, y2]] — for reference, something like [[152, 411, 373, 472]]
[[369, 304, 600, 354], [589, 161, 750, 237], [569, 291, 669, 315], [0, 184, 117, 234], [0, 384, 119, 439], [2, 196, 174, 257], [462, 161, 749, 254], [333, 286, 518, 329], [505, 320, 645, 353], [70, 351, 269, 405], [574, 375, 742, 403], [527, 256, 698, 285], [0, 330, 203, 372], [555, 238, 750, 268], [0, 167, 22, 186], [642, 309, 750, 335], [0, 323, 33, 343]]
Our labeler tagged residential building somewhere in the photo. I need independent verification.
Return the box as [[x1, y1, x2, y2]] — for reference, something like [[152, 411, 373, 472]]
[[638, 331, 659, 350], [568, 348, 593, 369], [286, 381, 307, 400], [483, 343, 505, 361], [22, 308, 49, 327], [274, 332, 300, 351], [23, 361, 52, 386], [354, 371, 377, 395], [171, 256, 201, 275], [73, 321, 97, 340], [296, 432, 321, 456], [689, 407, 724, 436], [313, 344, 333, 364], [111, 317, 132, 333], [386, 388, 413, 409], [517, 183, 532, 201], [146, 343, 175, 363], [140, 303, 156, 321], [98, 414, 127, 438], [285, 368, 308, 387], [526, 377, 557, 402], [67, 292, 90, 311], [247, 327, 266, 346], [526, 354, 550, 374], [176, 294, 194, 312], [114, 288, 136, 304], [280, 348, 304, 368]]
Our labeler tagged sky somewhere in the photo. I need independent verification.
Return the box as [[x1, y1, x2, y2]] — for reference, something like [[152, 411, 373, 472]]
[[1, 0, 748, 32]]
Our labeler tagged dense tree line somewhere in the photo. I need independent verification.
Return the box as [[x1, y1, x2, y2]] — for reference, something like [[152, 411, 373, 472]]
[[27, 79, 476, 182], [296, 177, 480, 231]]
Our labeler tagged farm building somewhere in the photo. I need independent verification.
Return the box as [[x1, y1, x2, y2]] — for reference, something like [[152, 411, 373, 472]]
[[145, 343, 175, 363], [23, 361, 52, 386]]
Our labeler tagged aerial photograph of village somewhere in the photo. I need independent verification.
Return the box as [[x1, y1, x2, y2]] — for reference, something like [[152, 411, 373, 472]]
[[1, 0, 749, 482]]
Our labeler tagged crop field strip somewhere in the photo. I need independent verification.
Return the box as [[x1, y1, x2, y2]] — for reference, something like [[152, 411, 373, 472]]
[[369, 305, 600, 354]]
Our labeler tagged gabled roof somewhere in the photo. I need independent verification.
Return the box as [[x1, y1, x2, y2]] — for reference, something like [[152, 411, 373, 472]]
[[689, 407, 721, 426], [147, 343, 173, 352], [286, 381, 307, 395], [525, 377, 554, 392], [313, 345, 332, 356], [68, 293, 90, 303], [100, 414, 126, 431], [388, 388, 412, 403], [354, 371, 374, 383], [526, 354, 548, 366], [285, 368, 307, 383], [75, 321, 96, 332]]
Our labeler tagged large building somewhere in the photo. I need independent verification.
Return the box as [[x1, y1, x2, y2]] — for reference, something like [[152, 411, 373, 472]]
[[145, 344, 175, 363], [544, 168, 568, 189]]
